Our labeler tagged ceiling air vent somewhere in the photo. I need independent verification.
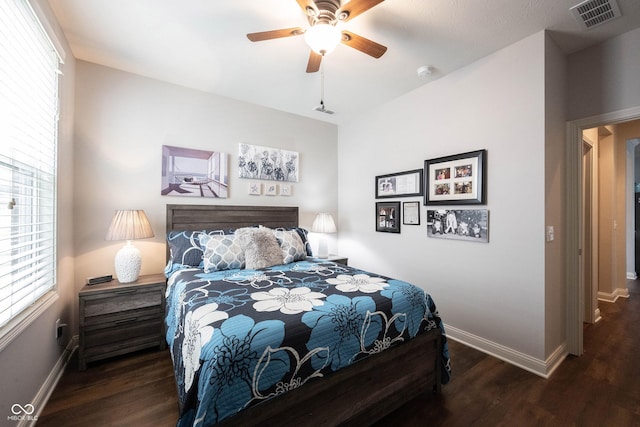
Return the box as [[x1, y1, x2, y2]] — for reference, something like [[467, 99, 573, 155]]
[[570, 0, 622, 30]]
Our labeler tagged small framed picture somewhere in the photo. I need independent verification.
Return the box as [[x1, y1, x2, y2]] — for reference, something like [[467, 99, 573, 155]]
[[403, 201, 420, 225], [265, 183, 277, 196], [376, 201, 401, 233], [376, 169, 423, 199], [279, 184, 292, 196], [249, 182, 262, 195]]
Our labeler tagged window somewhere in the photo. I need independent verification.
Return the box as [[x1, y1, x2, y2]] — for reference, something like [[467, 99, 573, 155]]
[[0, 0, 60, 330]]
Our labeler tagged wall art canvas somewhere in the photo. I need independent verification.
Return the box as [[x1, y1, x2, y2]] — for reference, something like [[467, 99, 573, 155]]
[[238, 143, 299, 182], [426, 209, 489, 242], [161, 145, 228, 198]]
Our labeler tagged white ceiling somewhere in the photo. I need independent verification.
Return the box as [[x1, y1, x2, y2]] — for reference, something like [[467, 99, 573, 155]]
[[48, 0, 640, 125]]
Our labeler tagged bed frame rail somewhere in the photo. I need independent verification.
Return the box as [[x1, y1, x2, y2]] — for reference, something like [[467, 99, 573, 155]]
[[217, 329, 442, 427]]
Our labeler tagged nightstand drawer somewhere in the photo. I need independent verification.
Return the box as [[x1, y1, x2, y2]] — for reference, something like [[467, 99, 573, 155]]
[[83, 306, 164, 329], [83, 287, 163, 317], [83, 333, 164, 360], [83, 316, 164, 349]]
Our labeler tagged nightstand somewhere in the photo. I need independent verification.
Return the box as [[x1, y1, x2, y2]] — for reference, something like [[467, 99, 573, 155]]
[[326, 255, 348, 266], [78, 273, 166, 370], [308, 255, 348, 266]]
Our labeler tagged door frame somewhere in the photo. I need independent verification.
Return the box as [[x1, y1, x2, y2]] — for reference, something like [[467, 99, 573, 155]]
[[626, 138, 640, 281], [566, 105, 640, 355], [581, 136, 599, 324]]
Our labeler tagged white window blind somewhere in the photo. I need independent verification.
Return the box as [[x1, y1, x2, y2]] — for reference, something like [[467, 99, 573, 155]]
[[0, 0, 59, 328]]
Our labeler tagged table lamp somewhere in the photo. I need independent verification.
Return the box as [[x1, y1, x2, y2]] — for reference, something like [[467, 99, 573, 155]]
[[105, 209, 154, 283], [311, 212, 336, 258]]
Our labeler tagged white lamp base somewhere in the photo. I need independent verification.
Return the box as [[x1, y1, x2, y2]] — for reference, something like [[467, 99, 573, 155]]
[[317, 236, 329, 259], [114, 241, 142, 283]]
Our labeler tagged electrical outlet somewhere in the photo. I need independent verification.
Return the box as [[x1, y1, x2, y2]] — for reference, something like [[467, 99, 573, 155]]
[[55, 318, 61, 340]]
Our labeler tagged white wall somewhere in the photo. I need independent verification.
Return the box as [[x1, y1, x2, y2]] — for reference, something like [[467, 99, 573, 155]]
[[543, 33, 567, 360], [73, 61, 339, 301], [338, 32, 548, 362], [567, 27, 640, 122]]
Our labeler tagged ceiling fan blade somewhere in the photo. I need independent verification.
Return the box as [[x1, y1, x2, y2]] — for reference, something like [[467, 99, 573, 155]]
[[341, 31, 387, 58], [247, 27, 305, 42], [306, 50, 322, 73], [337, 0, 384, 22], [296, 0, 318, 16]]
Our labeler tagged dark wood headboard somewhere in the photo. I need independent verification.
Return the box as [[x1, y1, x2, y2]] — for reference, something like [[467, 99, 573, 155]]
[[166, 204, 299, 262], [166, 204, 299, 233]]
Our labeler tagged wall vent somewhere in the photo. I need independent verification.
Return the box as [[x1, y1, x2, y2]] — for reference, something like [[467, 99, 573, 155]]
[[570, 0, 622, 30]]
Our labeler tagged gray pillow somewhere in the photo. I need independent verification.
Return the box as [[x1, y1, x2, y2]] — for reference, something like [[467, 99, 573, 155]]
[[235, 227, 284, 269], [199, 233, 245, 272], [272, 228, 307, 264]]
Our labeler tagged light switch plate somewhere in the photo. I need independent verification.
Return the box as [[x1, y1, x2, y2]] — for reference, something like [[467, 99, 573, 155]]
[[546, 226, 554, 242]]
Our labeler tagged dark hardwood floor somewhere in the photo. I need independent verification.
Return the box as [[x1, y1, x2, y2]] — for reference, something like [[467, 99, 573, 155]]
[[39, 281, 640, 426]]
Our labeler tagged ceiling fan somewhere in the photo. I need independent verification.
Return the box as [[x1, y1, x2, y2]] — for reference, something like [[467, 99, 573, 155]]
[[247, 0, 387, 73]]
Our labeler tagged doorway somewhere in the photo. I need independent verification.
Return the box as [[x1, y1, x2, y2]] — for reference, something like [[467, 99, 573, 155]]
[[567, 106, 640, 356]]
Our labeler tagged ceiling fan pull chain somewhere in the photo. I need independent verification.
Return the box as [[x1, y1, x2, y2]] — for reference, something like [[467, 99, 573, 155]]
[[320, 60, 325, 104], [315, 53, 334, 114]]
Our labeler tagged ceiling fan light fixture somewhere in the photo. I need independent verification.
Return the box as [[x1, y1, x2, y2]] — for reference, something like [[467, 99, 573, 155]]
[[304, 23, 341, 55]]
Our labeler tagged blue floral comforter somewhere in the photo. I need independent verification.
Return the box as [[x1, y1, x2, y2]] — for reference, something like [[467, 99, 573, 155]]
[[165, 259, 451, 426]]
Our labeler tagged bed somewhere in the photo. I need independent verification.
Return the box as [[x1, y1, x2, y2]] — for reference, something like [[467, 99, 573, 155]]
[[164, 204, 450, 426]]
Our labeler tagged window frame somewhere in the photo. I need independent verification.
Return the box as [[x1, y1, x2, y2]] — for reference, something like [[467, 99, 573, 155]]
[[0, 0, 64, 350]]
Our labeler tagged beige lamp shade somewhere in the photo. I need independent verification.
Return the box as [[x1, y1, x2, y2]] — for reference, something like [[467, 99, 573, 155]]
[[105, 210, 155, 241], [105, 210, 154, 283]]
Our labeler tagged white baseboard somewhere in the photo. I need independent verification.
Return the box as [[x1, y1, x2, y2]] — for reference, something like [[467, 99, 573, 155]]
[[626, 272, 637, 280], [594, 308, 602, 323], [444, 325, 567, 379], [597, 287, 630, 303], [20, 335, 78, 427]]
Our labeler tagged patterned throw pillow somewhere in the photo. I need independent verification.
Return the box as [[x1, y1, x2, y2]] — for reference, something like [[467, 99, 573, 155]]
[[292, 227, 313, 256], [166, 229, 231, 267], [199, 234, 245, 272], [272, 228, 307, 264]]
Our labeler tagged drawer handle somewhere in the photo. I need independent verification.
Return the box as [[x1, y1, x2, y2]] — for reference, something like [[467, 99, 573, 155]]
[[114, 289, 138, 295], [115, 317, 138, 325]]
